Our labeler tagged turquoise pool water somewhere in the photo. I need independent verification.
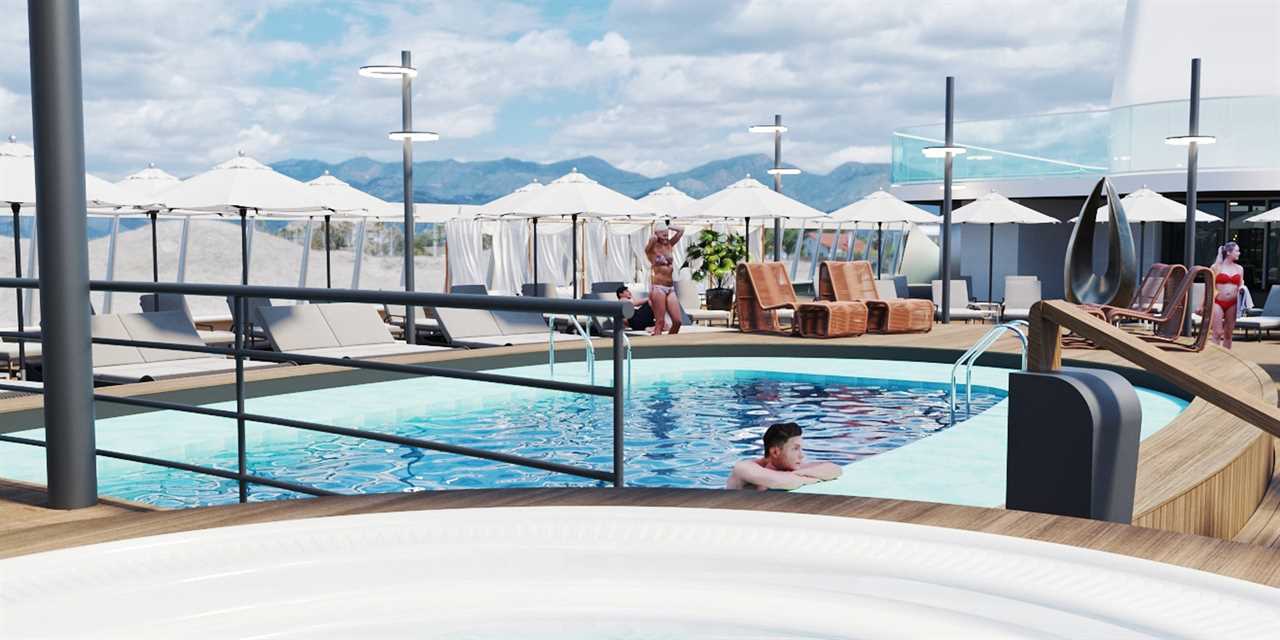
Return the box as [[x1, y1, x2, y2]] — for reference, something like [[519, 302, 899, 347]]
[[0, 358, 1187, 509]]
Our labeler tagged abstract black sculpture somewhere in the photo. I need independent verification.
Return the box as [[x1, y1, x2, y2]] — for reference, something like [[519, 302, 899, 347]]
[[1064, 177, 1138, 307]]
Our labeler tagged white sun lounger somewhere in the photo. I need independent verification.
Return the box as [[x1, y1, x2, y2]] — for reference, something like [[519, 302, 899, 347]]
[[433, 305, 585, 348], [90, 312, 281, 385], [255, 303, 447, 360], [1234, 284, 1280, 338]]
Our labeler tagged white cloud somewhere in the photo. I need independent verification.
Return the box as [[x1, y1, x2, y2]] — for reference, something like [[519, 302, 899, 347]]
[[0, 0, 1128, 179]]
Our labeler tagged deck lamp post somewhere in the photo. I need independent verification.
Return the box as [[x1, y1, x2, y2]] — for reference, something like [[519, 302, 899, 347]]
[[922, 76, 965, 324], [750, 115, 801, 261], [1165, 58, 1214, 334], [360, 51, 438, 345]]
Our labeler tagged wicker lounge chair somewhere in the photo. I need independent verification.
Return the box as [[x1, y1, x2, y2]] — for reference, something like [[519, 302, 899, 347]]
[[1103, 266, 1215, 352], [735, 262, 799, 333], [818, 261, 934, 333]]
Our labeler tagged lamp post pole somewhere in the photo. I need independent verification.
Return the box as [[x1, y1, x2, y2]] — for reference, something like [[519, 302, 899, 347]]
[[771, 114, 783, 261], [399, 50, 417, 344], [1164, 58, 1214, 334], [941, 76, 956, 324], [27, 0, 98, 508]]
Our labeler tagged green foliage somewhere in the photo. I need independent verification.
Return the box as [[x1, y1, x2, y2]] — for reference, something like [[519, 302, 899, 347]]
[[683, 229, 748, 288]]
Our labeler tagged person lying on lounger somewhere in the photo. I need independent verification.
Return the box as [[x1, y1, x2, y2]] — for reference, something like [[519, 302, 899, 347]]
[[616, 285, 656, 331], [726, 422, 842, 490]]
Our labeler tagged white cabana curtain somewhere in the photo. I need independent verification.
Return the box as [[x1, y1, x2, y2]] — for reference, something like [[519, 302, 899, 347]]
[[446, 218, 486, 286], [586, 221, 634, 287], [534, 224, 572, 287], [488, 219, 529, 295]]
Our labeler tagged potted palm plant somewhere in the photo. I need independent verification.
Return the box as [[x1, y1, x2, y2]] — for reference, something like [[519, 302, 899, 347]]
[[683, 229, 747, 310]]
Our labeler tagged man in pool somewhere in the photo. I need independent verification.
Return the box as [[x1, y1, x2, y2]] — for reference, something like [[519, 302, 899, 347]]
[[616, 285, 656, 331], [726, 422, 843, 490]]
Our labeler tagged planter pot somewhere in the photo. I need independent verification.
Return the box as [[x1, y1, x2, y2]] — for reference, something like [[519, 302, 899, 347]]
[[705, 287, 734, 311]]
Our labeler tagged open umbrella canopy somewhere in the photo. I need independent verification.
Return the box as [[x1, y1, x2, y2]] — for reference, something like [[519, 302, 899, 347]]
[[637, 182, 695, 218], [1091, 187, 1220, 223], [473, 179, 544, 216], [827, 189, 940, 224], [305, 171, 389, 214], [1246, 206, 1280, 224], [1, 135, 145, 207], [153, 151, 327, 214], [114, 163, 180, 205], [677, 175, 824, 221], [500, 169, 643, 218], [951, 191, 1059, 225]]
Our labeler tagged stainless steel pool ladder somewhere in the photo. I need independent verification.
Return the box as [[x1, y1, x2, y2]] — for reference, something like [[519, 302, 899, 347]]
[[549, 314, 594, 384], [949, 320, 1029, 425]]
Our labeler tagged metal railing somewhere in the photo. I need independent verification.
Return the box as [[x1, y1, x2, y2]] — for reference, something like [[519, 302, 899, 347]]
[[548, 313, 595, 385], [949, 320, 1028, 424], [0, 278, 633, 503]]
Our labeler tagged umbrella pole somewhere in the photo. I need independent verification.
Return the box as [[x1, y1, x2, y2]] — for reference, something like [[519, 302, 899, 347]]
[[745, 217, 751, 262], [239, 208, 249, 286], [532, 217, 539, 291], [324, 214, 332, 289], [876, 221, 884, 278], [1138, 221, 1145, 276], [1265, 222, 1272, 293], [11, 203, 25, 380], [988, 223, 995, 304], [149, 210, 159, 283], [572, 213, 579, 298]]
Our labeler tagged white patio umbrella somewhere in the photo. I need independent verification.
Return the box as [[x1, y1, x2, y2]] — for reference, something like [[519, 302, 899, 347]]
[[488, 169, 643, 296], [114, 163, 184, 282], [154, 151, 328, 284], [474, 179, 544, 217], [676, 175, 824, 262], [828, 189, 940, 276], [637, 182, 695, 220], [1083, 187, 1220, 274], [304, 171, 390, 288], [1, 136, 147, 376], [952, 191, 1059, 303]]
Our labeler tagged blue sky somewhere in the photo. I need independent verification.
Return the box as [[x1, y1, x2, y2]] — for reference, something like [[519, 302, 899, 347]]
[[0, 0, 1125, 179]]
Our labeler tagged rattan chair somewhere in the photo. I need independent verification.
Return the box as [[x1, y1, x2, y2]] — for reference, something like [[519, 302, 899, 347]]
[[818, 261, 933, 333], [735, 262, 798, 333], [1103, 266, 1215, 352]]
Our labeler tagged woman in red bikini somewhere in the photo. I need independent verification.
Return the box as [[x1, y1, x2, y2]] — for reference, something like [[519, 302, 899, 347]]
[[1210, 241, 1243, 349]]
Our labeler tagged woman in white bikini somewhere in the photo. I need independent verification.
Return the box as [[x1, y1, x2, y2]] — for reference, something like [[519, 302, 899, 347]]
[[645, 224, 684, 336]]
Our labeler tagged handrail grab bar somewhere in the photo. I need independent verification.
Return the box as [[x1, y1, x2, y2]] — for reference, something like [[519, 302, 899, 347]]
[[949, 321, 1029, 424]]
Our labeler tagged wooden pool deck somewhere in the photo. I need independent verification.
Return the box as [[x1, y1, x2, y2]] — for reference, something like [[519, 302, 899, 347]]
[[2, 323, 1278, 584]]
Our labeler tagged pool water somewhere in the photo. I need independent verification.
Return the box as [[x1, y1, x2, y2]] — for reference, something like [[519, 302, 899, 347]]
[[0, 358, 1186, 509]]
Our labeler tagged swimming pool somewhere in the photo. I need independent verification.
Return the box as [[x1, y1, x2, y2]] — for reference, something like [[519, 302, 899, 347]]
[[0, 357, 1187, 508]]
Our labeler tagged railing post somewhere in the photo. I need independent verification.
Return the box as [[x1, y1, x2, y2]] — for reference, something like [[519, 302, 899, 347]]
[[234, 294, 248, 502], [612, 312, 625, 488], [1027, 302, 1063, 373]]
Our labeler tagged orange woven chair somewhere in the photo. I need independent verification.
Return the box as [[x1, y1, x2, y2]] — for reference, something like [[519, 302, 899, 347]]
[[735, 262, 798, 333], [818, 261, 933, 333]]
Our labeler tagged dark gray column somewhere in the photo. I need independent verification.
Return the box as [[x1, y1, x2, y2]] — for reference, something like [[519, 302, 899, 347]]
[[27, 0, 98, 508], [940, 77, 955, 324], [772, 114, 783, 261], [401, 50, 417, 345]]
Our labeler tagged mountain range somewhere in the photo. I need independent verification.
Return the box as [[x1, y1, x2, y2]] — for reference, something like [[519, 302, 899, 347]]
[[271, 154, 890, 212]]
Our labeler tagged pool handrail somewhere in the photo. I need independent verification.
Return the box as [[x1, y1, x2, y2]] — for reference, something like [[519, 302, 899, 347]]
[[548, 313, 595, 385], [0, 277, 634, 503], [949, 321, 1028, 424]]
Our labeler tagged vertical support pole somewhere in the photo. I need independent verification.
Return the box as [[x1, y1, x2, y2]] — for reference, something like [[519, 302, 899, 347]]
[[876, 221, 885, 277], [234, 294, 247, 503], [744, 216, 751, 262], [323, 214, 332, 288], [1264, 222, 1272, 293], [789, 219, 805, 280], [1138, 221, 1146, 276], [826, 223, 843, 260], [238, 209, 249, 285], [23, 221, 37, 324], [807, 222, 824, 283], [1183, 58, 1201, 334], [102, 214, 119, 312], [612, 309, 625, 488], [772, 113, 783, 262], [532, 217, 539, 291], [941, 76, 955, 324], [401, 50, 417, 345], [988, 223, 995, 304], [175, 217, 190, 282], [298, 218, 313, 288], [149, 210, 159, 282], [351, 218, 367, 289], [571, 213, 579, 298], [28, 0, 97, 508], [11, 204, 26, 379]]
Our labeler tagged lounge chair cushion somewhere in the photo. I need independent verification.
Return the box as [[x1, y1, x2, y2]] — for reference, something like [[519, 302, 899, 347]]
[[118, 311, 213, 362], [90, 315, 145, 367], [433, 306, 505, 341], [92, 358, 277, 384], [256, 305, 342, 352], [1235, 316, 1280, 330], [316, 303, 395, 346], [292, 343, 447, 360]]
